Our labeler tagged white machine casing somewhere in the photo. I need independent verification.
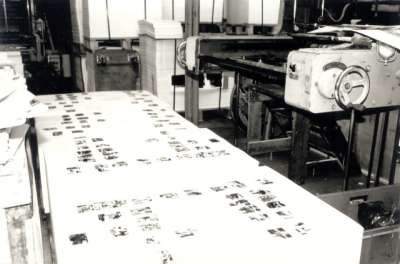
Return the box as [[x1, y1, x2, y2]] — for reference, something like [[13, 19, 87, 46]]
[[284, 47, 400, 113]]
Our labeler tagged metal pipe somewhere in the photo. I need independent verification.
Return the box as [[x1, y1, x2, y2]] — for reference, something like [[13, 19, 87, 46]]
[[343, 109, 357, 191], [306, 158, 338, 166], [366, 113, 380, 188], [375, 111, 390, 187]]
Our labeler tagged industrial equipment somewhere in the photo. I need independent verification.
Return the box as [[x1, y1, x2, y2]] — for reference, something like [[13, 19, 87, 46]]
[[285, 45, 400, 113]]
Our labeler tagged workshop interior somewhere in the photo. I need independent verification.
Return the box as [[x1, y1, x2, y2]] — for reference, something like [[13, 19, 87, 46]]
[[1, 0, 400, 263]]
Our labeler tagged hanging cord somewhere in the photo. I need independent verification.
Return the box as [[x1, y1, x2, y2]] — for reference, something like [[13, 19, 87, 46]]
[[321, 0, 325, 18], [172, 0, 177, 110], [261, 0, 264, 29], [144, 0, 147, 20], [324, 3, 352, 23], [173, 40, 177, 111], [293, 0, 299, 31], [218, 78, 222, 111], [211, 0, 215, 24], [105, 0, 111, 39], [172, 0, 175, 19]]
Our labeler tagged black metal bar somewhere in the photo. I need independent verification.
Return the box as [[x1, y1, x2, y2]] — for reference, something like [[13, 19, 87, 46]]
[[389, 109, 400, 185], [375, 111, 390, 187], [343, 109, 357, 191], [366, 113, 380, 188], [173, 39, 177, 111], [200, 55, 286, 85]]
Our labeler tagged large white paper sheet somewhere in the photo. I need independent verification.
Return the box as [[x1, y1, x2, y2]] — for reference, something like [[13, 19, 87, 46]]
[[35, 91, 363, 264]]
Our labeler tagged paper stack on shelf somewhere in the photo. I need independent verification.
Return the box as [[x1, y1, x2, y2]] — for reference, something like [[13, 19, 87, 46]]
[[139, 20, 234, 111], [162, 0, 224, 23], [227, 0, 282, 26], [82, 0, 162, 40]]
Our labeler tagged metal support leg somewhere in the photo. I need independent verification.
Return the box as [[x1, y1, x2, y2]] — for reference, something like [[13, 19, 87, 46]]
[[185, 71, 200, 125], [184, 0, 200, 125], [289, 112, 310, 184], [343, 109, 357, 191], [376, 111, 390, 187], [265, 107, 274, 160], [247, 87, 264, 145], [389, 109, 400, 184], [366, 113, 380, 188]]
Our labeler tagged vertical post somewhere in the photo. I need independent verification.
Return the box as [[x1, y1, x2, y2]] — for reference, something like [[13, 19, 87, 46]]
[[233, 73, 242, 146], [247, 87, 264, 146], [389, 109, 400, 184], [288, 112, 311, 184], [366, 113, 380, 188], [375, 111, 390, 187], [343, 109, 357, 191], [184, 0, 200, 125]]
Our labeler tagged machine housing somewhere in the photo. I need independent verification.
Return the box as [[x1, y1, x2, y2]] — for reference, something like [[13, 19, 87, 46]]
[[285, 47, 400, 113]]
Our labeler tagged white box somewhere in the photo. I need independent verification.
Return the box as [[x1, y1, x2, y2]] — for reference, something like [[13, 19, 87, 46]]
[[227, 0, 282, 25], [83, 0, 109, 39], [139, 20, 234, 111]]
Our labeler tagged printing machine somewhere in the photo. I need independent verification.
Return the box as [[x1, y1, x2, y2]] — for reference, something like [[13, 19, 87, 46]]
[[177, 1, 400, 263]]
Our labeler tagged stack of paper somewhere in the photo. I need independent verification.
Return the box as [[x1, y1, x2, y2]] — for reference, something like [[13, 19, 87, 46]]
[[0, 51, 43, 209], [227, 0, 282, 26], [0, 52, 46, 130], [139, 20, 234, 111], [162, 0, 224, 23], [82, 0, 163, 40], [0, 125, 32, 209]]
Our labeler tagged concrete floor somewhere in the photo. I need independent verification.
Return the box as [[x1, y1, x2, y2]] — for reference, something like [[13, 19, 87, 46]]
[[199, 112, 368, 195]]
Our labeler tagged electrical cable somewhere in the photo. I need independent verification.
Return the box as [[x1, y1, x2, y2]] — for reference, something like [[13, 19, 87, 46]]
[[173, 39, 177, 111], [144, 0, 147, 20], [293, 0, 298, 31], [321, 0, 325, 17], [211, 0, 215, 25], [261, 0, 264, 31], [218, 82, 223, 111], [172, 0, 176, 110], [172, 0, 175, 20], [105, 0, 111, 40], [324, 3, 352, 23]]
